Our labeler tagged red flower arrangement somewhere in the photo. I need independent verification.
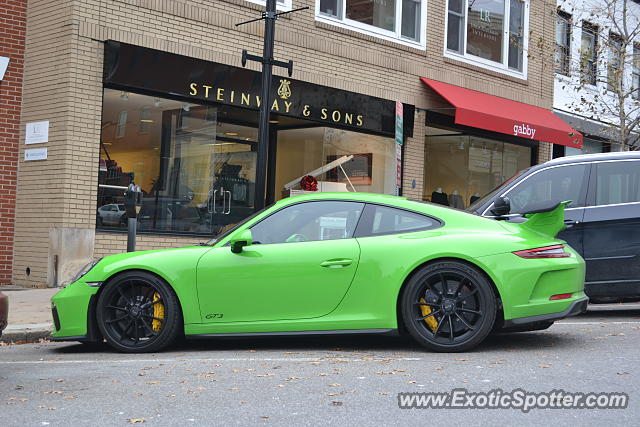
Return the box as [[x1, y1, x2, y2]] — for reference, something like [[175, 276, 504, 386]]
[[300, 175, 318, 191]]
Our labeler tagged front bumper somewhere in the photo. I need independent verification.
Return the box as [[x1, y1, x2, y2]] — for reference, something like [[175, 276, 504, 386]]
[[502, 296, 589, 328], [50, 280, 99, 340]]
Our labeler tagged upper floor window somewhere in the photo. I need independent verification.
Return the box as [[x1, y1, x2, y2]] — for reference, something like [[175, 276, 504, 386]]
[[580, 21, 598, 86], [246, 0, 292, 10], [317, 0, 426, 47], [555, 10, 571, 76], [445, 0, 529, 77], [608, 32, 624, 92], [633, 44, 640, 99]]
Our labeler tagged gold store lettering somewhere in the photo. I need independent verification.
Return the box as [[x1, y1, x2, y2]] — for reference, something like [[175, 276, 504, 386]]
[[189, 83, 364, 127]]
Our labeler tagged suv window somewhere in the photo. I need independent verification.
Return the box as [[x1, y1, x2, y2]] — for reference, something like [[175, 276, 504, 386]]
[[355, 204, 439, 237], [504, 164, 588, 214], [250, 201, 365, 244], [595, 161, 640, 205]]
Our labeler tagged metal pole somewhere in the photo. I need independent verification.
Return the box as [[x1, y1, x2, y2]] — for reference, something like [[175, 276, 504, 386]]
[[254, 0, 277, 210], [127, 217, 137, 252]]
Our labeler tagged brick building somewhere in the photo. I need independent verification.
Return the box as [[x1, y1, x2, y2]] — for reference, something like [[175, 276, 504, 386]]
[[13, 0, 581, 288], [0, 0, 26, 285]]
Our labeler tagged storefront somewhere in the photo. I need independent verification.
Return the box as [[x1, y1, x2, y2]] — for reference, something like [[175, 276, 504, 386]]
[[552, 110, 616, 158], [419, 78, 582, 210], [99, 41, 414, 237]]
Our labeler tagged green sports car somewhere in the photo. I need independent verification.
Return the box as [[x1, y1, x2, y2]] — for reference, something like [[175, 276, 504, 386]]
[[51, 192, 587, 353]]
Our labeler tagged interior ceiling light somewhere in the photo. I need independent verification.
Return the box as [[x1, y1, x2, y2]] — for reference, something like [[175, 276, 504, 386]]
[[225, 132, 239, 136], [102, 142, 113, 146], [269, 120, 279, 124], [140, 119, 154, 123]]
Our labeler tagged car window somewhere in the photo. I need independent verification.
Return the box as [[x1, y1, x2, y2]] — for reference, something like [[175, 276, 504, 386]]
[[355, 204, 439, 237], [504, 164, 588, 214], [249, 201, 365, 245], [595, 161, 640, 205]]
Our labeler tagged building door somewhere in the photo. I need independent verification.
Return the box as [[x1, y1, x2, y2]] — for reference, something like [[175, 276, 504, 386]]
[[148, 106, 259, 236]]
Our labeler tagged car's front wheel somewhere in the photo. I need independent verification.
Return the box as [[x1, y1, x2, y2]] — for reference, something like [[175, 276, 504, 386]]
[[96, 271, 182, 353], [401, 261, 496, 352]]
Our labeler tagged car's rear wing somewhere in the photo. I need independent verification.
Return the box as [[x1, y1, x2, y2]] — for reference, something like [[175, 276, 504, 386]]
[[515, 200, 572, 238]]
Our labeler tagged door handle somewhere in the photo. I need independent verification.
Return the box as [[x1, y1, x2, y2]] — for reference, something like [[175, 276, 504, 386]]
[[225, 190, 231, 214], [564, 219, 580, 228], [320, 259, 353, 268]]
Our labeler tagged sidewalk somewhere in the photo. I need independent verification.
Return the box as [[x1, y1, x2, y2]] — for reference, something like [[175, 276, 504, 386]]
[[1, 286, 58, 344]]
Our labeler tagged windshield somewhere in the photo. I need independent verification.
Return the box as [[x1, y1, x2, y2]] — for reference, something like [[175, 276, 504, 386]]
[[204, 206, 269, 246], [466, 167, 530, 213]]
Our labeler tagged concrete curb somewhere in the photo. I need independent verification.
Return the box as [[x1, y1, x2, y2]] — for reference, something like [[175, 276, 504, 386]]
[[1, 328, 51, 344]]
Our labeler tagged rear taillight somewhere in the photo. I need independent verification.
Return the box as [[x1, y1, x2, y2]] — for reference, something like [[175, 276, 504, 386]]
[[550, 293, 572, 300], [513, 244, 571, 259]]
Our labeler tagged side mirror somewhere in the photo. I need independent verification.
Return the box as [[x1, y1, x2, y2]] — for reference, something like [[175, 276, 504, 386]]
[[230, 230, 253, 254], [491, 196, 511, 217]]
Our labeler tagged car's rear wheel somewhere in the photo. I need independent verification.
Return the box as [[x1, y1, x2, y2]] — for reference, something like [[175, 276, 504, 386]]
[[96, 271, 182, 353], [401, 261, 496, 352]]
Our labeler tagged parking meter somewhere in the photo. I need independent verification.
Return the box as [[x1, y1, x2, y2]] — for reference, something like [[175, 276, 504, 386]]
[[124, 184, 142, 252]]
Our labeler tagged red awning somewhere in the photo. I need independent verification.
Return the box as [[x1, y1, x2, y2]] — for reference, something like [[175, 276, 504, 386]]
[[421, 78, 583, 148]]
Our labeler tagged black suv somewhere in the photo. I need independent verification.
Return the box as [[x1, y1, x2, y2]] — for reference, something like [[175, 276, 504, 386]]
[[468, 151, 640, 302]]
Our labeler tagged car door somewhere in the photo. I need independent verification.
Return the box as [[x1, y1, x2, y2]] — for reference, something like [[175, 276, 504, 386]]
[[195, 200, 365, 323], [497, 163, 590, 256], [582, 159, 640, 288]]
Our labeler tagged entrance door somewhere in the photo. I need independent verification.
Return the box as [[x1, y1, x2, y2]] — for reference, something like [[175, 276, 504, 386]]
[[138, 106, 259, 235]]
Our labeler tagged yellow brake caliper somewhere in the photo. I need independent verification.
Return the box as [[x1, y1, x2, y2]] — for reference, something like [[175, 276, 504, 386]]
[[152, 292, 165, 332], [419, 298, 438, 331]]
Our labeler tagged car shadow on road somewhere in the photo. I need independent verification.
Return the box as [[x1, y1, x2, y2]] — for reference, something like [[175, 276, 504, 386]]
[[50, 328, 581, 356]]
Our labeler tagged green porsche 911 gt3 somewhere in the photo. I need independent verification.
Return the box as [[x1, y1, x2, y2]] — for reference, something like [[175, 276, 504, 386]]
[[51, 192, 587, 353]]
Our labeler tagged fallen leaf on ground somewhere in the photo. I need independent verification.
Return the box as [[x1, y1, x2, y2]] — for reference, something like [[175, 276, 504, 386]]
[[328, 383, 341, 387], [128, 418, 145, 424], [331, 401, 343, 406]]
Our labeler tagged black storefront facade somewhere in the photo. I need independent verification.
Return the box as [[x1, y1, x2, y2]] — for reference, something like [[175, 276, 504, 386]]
[[98, 41, 415, 237]]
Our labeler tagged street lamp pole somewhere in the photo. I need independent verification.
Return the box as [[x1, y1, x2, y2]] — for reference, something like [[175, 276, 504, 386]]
[[237, 0, 307, 210]]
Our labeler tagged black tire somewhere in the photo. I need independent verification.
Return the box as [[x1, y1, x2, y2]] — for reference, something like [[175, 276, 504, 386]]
[[96, 271, 182, 353], [401, 261, 497, 352]]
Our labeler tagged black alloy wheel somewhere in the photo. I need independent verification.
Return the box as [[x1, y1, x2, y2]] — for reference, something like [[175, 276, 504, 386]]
[[96, 271, 182, 353], [401, 261, 496, 352]]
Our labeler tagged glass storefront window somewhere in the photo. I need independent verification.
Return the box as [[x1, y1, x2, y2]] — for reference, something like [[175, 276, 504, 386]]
[[98, 89, 258, 235], [423, 131, 531, 210], [275, 127, 398, 200], [98, 89, 402, 236]]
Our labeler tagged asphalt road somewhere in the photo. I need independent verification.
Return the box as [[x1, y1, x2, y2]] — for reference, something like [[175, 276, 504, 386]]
[[1, 303, 639, 426]]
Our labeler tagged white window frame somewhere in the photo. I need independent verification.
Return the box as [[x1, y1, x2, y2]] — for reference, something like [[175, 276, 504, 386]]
[[245, 0, 292, 11], [315, 0, 428, 49], [443, 0, 530, 79]]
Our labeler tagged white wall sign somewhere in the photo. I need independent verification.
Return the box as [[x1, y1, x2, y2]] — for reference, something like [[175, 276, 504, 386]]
[[0, 56, 9, 81], [25, 148, 48, 161], [25, 121, 49, 145]]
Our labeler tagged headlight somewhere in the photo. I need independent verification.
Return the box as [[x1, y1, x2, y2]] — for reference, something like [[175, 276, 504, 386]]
[[67, 258, 102, 285]]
